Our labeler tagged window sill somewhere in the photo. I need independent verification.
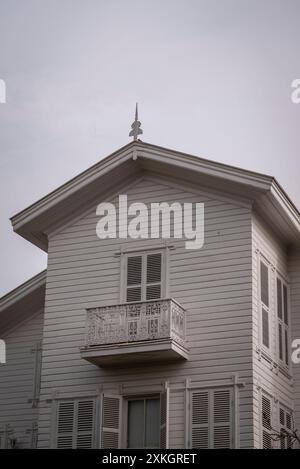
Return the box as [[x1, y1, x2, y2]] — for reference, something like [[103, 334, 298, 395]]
[[256, 347, 292, 380]]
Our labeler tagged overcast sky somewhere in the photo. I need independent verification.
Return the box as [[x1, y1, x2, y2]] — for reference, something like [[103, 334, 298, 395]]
[[0, 0, 300, 296]]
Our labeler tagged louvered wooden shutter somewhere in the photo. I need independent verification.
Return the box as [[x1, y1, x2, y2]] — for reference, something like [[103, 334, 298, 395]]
[[76, 400, 95, 448], [278, 323, 283, 360], [283, 285, 289, 366], [262, 308, 269, 348], [126, 256, 142, 302], [277, 278, 283, 319], [146, 253, 162, 300], [31, 341, 42, 407], [191, 389, 232, 449], [160, 389, 169, 449], [213, 390, 231, 448], [283, 285, 288, 325], [57, 401, 75, 449], [191, 391, 209, 448], [260, 261, 270, 349], [262, 395, 272, 449], [277, 278, 290, 365], [260, 261, 269, 307], [56, 399, 95, 449], [279, 407, 293, 449], [101, 394, 122, 449]]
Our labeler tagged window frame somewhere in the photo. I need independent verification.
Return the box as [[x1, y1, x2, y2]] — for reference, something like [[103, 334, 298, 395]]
[[124, 395, 161, 449], [121, 391, 168, 449]]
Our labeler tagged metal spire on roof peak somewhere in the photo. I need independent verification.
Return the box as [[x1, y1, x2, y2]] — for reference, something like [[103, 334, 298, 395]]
[[129, 103, 143, 141]]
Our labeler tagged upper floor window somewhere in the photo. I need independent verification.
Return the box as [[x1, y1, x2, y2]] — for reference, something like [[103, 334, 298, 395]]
[[260, 260, 270, 349], [277, 278, 290, 367], [125, 251, 164, 303]]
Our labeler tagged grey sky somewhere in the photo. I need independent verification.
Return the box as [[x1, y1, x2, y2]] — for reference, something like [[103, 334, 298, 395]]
[[0, 0, 300, 295]]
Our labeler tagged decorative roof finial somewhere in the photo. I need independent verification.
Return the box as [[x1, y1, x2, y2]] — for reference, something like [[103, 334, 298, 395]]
[[129, 103, 143, 141]]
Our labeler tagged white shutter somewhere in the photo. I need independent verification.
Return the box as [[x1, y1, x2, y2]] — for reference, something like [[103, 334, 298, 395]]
[[126, 256, 142, 302], [56, 399, 95, 449], [146, 253, 162, 300], [191, 391, 209, 448], [57, 401, 75, 449], [277, 278, 290, 366], [260, 261, 269, 307], [262, 308, 269, 348], [213, 390, 231, 449], [279, 406, 293, 449], [100, 394, 122, 449], [260, 261, 270, 349], [262, 395, 272, 449], [76, 400, 95, 448], [191, 389, 232, 449], [31, 341, 42, 407], [160, 389, 169, 449]]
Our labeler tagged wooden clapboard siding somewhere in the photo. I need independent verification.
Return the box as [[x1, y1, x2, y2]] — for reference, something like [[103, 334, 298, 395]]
[[252, 214, 294, 448], [0, 309, 44, 448], [288, 248, 300, 444], [38, 175, 253, 448]]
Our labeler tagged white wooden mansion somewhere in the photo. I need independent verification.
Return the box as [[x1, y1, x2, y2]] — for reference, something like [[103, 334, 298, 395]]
[[0, 137, 300, 449]]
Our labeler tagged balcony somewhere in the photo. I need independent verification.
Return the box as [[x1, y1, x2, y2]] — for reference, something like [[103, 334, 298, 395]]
[[80, 299, 188, 367]]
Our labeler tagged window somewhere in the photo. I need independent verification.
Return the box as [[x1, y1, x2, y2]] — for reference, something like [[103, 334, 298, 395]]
[[277, 278, 290, 366], [190, 389, 232, 449], [100, 392, 169, 449], [55, 399, 96, 448], [125, 252, 164, 303], [279, 406, 293, 449], [261, 394, 294, 449], [127, 397, 160, 448], [260, 260, 270, 349]]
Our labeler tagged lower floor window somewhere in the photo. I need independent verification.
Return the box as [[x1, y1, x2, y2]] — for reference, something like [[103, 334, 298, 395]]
[[100, 391, 168, 449], [127, 397, 160, 448], [261, 393, 294, 449], [190, 388, 232, 449]]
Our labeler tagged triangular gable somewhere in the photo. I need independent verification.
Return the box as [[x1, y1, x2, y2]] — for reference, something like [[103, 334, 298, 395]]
[[10, 140, 300, 250]]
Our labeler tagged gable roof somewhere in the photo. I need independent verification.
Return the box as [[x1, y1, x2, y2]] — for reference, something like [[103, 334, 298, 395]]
[[0, 270, 46, 333], [10, 140, 300, 250]]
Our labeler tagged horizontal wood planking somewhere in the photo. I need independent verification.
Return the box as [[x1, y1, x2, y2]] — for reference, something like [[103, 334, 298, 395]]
[[38, 176, 253, 448], [252, 214, 294, 448], [0, 310, 44, 448], [288, 249, 300, 446]]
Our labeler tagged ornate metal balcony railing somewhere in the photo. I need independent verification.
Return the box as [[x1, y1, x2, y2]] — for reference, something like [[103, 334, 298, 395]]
[[85, 299, 185, 348]]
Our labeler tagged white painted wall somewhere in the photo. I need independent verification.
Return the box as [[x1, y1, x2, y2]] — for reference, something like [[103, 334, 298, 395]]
[[252, 214, 294, 448], [288, 247, 300, 444], [0, 309, 44, 448], [38, 175, 254, 448]]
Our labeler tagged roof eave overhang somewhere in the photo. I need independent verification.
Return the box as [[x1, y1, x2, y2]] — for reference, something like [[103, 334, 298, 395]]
[[10, 141, 300, 250], [0, 270, 46, 333]]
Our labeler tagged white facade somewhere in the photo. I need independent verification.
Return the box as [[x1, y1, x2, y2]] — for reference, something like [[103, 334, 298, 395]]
[[0, 141, 299, 449]]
